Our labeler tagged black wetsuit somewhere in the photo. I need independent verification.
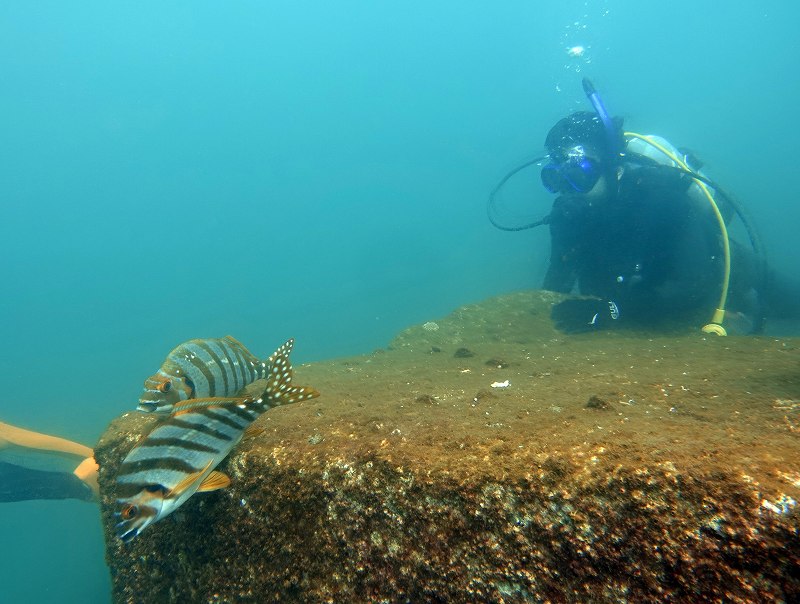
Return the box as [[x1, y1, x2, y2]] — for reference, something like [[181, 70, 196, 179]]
[[0, 462, 94, 502], [543, 164, 725, 328]]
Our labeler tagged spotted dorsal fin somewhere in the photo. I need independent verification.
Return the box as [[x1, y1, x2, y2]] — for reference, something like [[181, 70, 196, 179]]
[[264, 339, 320, 406], [265, 338, 293, 366]]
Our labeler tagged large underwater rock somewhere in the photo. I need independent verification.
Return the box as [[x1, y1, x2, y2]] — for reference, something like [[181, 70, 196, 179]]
[[97, 291, 800, 603]]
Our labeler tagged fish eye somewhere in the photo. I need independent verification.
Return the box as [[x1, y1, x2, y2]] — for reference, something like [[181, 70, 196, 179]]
[[158, 380, 172, 393], [121, 504, 138, 520]]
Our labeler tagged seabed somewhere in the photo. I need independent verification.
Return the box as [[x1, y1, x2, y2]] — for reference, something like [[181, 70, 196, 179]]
[[98, 291, 800, 603]]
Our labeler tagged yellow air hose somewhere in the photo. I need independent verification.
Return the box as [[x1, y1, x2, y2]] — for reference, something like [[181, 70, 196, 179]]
[[624, 132, 730, 336]]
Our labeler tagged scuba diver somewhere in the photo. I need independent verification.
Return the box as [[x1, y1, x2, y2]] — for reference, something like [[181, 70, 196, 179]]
[[0, 420, 98, 503], [489, 78, 798, 335]]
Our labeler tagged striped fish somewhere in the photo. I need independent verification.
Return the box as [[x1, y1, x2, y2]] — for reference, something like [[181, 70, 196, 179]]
[[115, 339, 319, 542], [138, 335, 276, 413]]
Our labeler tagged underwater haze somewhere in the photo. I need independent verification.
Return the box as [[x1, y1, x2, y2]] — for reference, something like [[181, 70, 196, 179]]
[[1, 1, 798, 601]]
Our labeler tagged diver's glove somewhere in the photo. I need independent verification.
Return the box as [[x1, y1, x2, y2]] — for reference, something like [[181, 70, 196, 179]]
[[551, 299, 621, 333]]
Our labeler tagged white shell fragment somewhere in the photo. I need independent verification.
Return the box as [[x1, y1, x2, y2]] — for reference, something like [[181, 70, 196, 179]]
[[491, 380, 510, 388], [760, 495, 797, 516]]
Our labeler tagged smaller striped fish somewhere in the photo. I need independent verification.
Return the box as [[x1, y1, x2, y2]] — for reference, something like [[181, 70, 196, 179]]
[[115, 339, 319, 542], [139, 336, 275, 414]]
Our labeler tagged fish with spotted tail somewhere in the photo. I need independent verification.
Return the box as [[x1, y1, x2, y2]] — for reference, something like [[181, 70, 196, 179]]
[[115, 338, 319, 542], [138, 335, 278, 413]]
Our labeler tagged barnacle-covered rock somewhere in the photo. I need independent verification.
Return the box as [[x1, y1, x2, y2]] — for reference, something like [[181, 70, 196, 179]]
[[98, 291, 800, 603]]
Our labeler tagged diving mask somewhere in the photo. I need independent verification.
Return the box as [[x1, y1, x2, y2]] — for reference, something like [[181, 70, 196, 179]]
[[541, 149, 602, 194]]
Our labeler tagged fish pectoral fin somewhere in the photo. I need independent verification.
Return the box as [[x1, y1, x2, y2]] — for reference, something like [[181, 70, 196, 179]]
[[173, 397, 232, 416], [197, 471, 231, 492], [166, 460, 215, 498], [243, 424, 265, 440]]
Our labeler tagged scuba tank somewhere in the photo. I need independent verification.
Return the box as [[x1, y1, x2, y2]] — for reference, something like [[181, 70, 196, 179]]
[[624, 135, 732, 225]]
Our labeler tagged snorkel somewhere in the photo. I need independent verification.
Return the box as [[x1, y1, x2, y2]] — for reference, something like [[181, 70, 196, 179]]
[[581, 77, 622, 162]]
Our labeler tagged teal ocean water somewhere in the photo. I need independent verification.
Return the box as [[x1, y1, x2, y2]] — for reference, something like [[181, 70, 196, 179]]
[[1, 2, 797, 601]]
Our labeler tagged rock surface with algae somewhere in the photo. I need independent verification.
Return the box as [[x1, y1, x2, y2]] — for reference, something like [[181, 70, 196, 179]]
[[97, 291, 800, 603]]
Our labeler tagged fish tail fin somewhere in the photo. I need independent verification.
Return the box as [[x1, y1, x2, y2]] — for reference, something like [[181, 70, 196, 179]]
[[263, 338, 320, 406]]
